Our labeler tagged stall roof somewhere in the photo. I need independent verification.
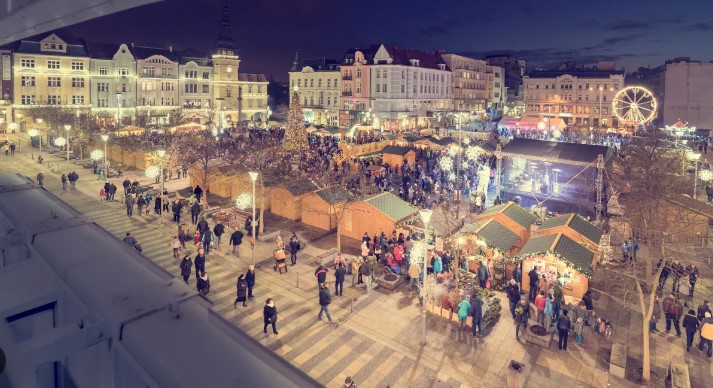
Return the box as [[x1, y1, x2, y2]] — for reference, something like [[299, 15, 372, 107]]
[[315, 186, 353, 205], [382, 145, 413, 156], [502, 138, 612, 166], [480, 201, 537, 229], [518, 233, 594, 273], [538, 213, 603, 244], [462, 219, 520, 252], [363, 192, 418, 222], [282, 179, 319, 197]]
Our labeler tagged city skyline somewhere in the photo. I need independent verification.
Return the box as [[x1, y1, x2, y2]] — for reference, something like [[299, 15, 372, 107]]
[[57, 0, 713, 81]]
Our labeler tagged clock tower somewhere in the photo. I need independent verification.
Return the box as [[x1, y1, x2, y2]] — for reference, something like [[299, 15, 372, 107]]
[[212, 0, 241, 122]]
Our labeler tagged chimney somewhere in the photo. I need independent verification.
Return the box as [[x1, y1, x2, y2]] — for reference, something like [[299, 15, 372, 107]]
[[169, 46, 173, 52]]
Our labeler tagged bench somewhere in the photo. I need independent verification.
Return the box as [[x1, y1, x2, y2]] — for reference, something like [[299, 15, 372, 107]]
[[609, 342, 627, 379], [315, 248, 338, 266], [671, 362, 691, 388]]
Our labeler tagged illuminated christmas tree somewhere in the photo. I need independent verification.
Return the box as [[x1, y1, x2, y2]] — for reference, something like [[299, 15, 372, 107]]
[[282, 88, 309, 152]]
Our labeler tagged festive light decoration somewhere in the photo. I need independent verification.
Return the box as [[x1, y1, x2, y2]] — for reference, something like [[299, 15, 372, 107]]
[[54, 137, 66, 146], [282, 90, 309, 152], [235, 193, 252, 210], [439, 157, 454, 171], [410, 240, 428, 266], [462, 138, 470, 145], [612, 86, 657, 124], [145, 165, 160, 178], [90, 149, 104, 161], [449, 146, 459, 157], [700, 169, 713, 182], [514, 252, 593, 278], [553, 129, 561, 138], [27, 129, 39, 137], [465, 146, 481, 161], [448, 172, 456, 181]]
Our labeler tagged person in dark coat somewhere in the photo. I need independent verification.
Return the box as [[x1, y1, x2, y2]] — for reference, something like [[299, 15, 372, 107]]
[[154, 195, 162, 214], [683, 308, 700, 351], [191, 202, 201, 224], [289, 234, 299, 266], [515, 297, 530, 340], [335, 263, 346, 296], [477, 261, 490, 288], [246, 265, 256, 298], [179, 255, 192, 284], [194, 249, 206, 279], [263, 298, 278, 334], [528, 267, 540, 301], [688, 264, 700, 297], [197, 272, 210, 295], [315, 265, 328, 287], [318, 283, 333, 323], [505, 279, 521, 319], [172, 198, 183, 223], [214, 223, 225, 248], [470, 296, 484, 337], [234, 274, 248, 307], [136, 195, 146, 216], [103, 181, 111, 200], [582, 290, 594, 326], [197, 217, 209, 237], [557, 310, 571, 350], [194, 185, 203, 203], [109, 183, 117, 200], [230, 229, 244, 257], [513, 264, 522, 286]]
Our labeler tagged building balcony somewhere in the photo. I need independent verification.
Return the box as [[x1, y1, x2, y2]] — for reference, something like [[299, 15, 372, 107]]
[[342, 75, 352, 80], [342, 91, 352, 96]]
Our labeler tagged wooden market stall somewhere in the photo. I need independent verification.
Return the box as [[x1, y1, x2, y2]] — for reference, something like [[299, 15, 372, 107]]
[[301, 186, 352, 231], [340, 192, 418, 241], [536, 213, 603, 255], [460, 218, 522, 289], [381, 145, 416, 167], [517, 233, 594, 299], [188, 163, 278, 209], [270, 179, 319, 221], [476, 201, 536, 250]]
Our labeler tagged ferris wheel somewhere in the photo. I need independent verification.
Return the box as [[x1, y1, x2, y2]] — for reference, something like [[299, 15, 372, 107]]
[[612, 86, 657, 124]]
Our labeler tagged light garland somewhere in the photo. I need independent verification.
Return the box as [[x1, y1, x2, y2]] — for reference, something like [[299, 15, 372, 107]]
[[235, 192, 252, 209], [410, 240, 428, 265], [145, 165, 160, 178], [699, 169, 713, 182], [90, 149, 104, 161], [439, 157, 454, 171], [54, 137, 66, 146]]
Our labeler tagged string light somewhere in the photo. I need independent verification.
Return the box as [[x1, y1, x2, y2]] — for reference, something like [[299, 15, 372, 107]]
[[283, 90, 309, 152]]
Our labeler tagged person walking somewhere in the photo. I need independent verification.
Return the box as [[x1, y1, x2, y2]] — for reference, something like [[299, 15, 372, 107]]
[[505, 280, 521, 319], [408, 261, 421, 291], [61, 174, 67, 190], [335, 262, 346, 296], [263, 298, 278, 335], [136, 195, 146, 216], [193, 185, 203, 203], [197, 272, 210, 295], [194, 249, 206, 279], [122, 232, 138, 247], [230, 229, 244, 257], [108, 182, 116, 200], [457, 296, 471, 332], [688, 264, 700, 297], [172, 236, 180, 258], [172, 198, 182, 223], [315, 265, 328, 287], [683, 309, 700, 351], [154, 194, 162, 215], [470, 296, 483, 337], [201, 228, 213, 254], [663, 292, 683, 336], [234, 274, 248, 308], [246, 265, 256, 298], [528, 266, 539, 301], [36, 172, 44, 187], [557, 310, 571, 350], [289, 234, 299, 266], [477, 261, 490, 289], [179, 254, 192, 284], [433, 255, 443, 274], [582, 290, 594, 326], [544, 292, 555, 332], [574, 317, 584, 344], [361, 259, 373, 293], [190, 202, 201, 224], [670, 259, 684, 294], [103, 181, 111, 201], [125, 193, 134, 217], [352, 256, 363, 287], [698, 300, 712, 321], [534, 291, 546, 326], [650, 295, 662, 332], [515, 297, 530, 340], [318, 282, 333, 323], [213, 222, 225, 249], [699, 312, 713, 358]]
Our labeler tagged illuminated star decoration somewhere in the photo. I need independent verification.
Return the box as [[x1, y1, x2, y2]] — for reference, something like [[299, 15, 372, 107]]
[[235, 193, 253, 210], [145, 165, 160, 178], [553, 129, 562, 138], [465, 146, 481, 161], [439, 157, 454, 171], [90, 149, 104, 161], [462, 138, 471, 145], [449, 147, 459, 157], [699, 169, 713, 182], [448, 172, 456, 181], [410, 241, 428, 264], [54, 136, 66, 147]]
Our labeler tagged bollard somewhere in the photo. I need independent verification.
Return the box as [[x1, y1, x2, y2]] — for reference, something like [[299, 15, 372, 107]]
[[351, 297, 354, 313], [296, 271, 299, 288]]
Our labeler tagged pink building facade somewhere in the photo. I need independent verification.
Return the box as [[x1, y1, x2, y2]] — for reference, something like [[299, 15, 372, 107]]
[[339, 47, 376, 127]]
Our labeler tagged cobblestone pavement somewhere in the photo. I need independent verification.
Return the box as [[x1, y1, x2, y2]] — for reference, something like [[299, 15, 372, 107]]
[[7, 146, 679, 388]]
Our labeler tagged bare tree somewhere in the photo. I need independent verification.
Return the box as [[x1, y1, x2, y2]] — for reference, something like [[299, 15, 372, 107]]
[[180, 130, 229, 206]]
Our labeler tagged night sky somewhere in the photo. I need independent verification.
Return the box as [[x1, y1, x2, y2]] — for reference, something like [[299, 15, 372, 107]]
[[62, 0, 713, 81]]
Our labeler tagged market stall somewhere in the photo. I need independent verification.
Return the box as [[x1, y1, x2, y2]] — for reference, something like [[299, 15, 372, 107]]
[[270, 179, 318, 221], [517, 233, 594, 299], [381, 145, 416, 167], [476, 201, 536, 250], [536, 213, 602, 255], [460, 218, 522, 289]]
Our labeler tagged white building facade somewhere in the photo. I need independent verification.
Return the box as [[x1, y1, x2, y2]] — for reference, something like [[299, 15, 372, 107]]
[[289, 58, 341, 126], [88, 42, 136, 126]]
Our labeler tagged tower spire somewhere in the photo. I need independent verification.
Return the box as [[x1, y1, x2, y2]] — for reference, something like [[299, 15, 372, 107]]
[[215, 0, 236, 51]]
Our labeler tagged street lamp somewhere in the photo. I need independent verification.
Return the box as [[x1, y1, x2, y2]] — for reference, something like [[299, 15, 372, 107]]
[[100, 134, 109, 179], [36, 118, 43, 156], [249, 171, 259, 266], [64, 124, 71, 168], [418, 208, 433, 347], [157, 149, 166, 224], [687, 151, 701, 198]]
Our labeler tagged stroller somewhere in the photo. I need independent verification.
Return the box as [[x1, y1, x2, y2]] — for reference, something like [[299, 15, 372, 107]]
[[273, 248, 287, 274]]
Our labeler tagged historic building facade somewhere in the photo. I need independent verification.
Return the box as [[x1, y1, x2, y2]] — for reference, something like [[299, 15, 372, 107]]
[[441, 54, 488, 115], [289, 57, 340, 126], [339, 47, 376, 128], [178, 50, 213, 115], [87, 42, 136, 126]]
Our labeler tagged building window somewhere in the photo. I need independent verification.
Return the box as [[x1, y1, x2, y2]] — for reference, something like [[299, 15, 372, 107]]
[[72, 78, 85, 88], [226, 88, 231, 97], [297, 79, 301, 87], [21, 95, 35, 104], [327, 79, 330, 87], [72, 95, 84, 105], [21, 76, 35, 86], [258, 86, 262, 93], [248, 85, 253, 94], [318, 79, 322, 87], [121, 84, 127, 92], [376, 69, 381, 78], [48, 77, 61, 87], [185, 84, 197, 93], [383, 84, 387, 92], [97, 98, 108, 107], [97, 83, 109, 92], [310, 79, 314, 87], [401, 85, 405, 93], [47, 60, 60, 69], [185, 70, 197, 78], [357, 69, 362, 78], [202, 85, 209, 93], [161, 68, 173, 76], [99, 67, 108, 75], [47, 95, 61, 105], [376, 84, 380, 92], [143, 66, 155, 76], [202, 71, 210, 79], [118, 67, 129, 76], [71, 61, 84, 71], [356, 83, 361, 93], [21, 59, 35, 68]]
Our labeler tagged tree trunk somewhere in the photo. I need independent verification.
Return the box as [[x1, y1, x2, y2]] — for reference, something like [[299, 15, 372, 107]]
[[258, 176, 265, 234], [336, 218, 342, 252]]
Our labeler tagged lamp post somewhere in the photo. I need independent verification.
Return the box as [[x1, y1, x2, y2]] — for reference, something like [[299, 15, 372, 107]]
[[418, 208, 433, 347], [249, 171, 259, 266], [101, 134, 109, 179], [36, 118, 43, 156], [688, 151, 701, 198], [64, 124, 71, 168], [157, 149, 166, 224]]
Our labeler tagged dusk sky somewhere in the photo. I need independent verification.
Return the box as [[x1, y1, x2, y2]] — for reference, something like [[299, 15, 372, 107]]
[[62, 0, 713, 81]]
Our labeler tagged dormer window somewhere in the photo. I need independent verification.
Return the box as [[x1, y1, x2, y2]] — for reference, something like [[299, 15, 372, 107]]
[[438, 64, 446, 71], [409, 59, 420, 67]]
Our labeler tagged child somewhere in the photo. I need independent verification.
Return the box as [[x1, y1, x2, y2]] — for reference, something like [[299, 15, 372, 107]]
[[575, 316, 584, 344], [99, 187, 105, 201], [193, 230, 201, 248], [172, 236, 180, 258], [145, 193, 153, 215]]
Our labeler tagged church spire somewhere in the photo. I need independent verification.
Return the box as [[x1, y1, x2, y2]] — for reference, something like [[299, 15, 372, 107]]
[[215, 0, 236, 51], [290, 52, 300, 71]]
